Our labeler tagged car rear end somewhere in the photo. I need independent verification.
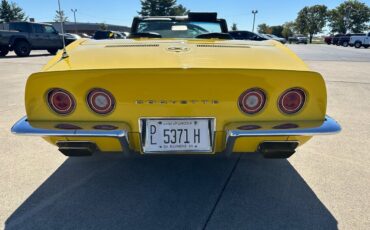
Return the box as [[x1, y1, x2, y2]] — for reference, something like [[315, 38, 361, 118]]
[[13, 68, 339, 157], [11, 39, 341, 158]]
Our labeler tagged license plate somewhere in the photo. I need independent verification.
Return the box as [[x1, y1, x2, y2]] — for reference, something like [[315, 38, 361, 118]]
[[142, 119, 213, 153]]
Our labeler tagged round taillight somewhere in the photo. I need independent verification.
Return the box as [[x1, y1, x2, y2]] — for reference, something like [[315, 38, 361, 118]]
[[273, 123, 299, 129], [93, 125, 118, 130], [238, 88, 266, 114], [237, 125, 261, 130], [55, 124, 82, 130], [278, 88, 306, 114], [47, 89, 75, 115], [87, 88, 115, 114]]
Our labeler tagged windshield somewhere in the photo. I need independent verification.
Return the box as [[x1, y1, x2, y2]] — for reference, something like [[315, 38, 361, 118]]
[[137, 20, 223, 38]]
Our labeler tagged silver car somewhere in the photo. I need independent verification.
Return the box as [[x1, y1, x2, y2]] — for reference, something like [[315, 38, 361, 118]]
[[263, 34, 287, 44]]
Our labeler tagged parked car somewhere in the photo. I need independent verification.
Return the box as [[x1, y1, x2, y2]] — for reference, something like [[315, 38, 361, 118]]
[[331, 34, 344, 45], [338, 33, 365, 47], [93, 30, 126, 40], [324, 35, 333, 45], [263, 34, 286, 44], [288, 34, 308, 44], [62, 33, 81, 45], [11, 12, 341, 158], [349, 32, 370, 48], [229, 30, 267, 41], [0, 22, 70, 57], [80, 33, 92, 38]]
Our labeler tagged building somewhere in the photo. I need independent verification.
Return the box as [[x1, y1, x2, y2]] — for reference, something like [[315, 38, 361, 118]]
[[50, 22, 130, 35]]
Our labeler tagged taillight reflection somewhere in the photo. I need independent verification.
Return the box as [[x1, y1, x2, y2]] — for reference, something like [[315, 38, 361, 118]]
[[87, 88, 115, 115], [238, 88, 266, 115], [278, 88, 306, 114], [47, 89, 75, 115]]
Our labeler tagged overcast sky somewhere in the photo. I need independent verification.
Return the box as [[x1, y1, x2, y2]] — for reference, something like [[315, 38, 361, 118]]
[[14, 0, 370, 31]]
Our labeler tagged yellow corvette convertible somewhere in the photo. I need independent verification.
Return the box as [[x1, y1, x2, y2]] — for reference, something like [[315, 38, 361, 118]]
[[12, 13, 341, 158]]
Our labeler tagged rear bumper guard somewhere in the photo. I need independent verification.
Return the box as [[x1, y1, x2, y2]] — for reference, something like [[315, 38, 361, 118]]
[[224, 116, 341, 154], [11, 116, 131, 155], [11, 116, 341, 155]]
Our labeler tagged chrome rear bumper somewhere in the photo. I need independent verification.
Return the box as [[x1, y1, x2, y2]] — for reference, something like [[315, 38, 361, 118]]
[[11, 116, 131, 155], [11, 116, 341, 155], [224, 116, 341, 153]]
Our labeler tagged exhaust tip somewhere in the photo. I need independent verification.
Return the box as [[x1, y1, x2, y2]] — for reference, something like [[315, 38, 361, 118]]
[[258, 141, 299, 159], [57, 141, 97, 157]]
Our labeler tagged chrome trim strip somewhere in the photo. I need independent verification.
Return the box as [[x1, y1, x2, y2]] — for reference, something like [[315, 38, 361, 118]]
[[224, 115, 341, 155], [11, 116, 131, 155]]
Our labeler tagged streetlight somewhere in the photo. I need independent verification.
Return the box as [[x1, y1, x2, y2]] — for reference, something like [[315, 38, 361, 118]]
[[71, 9, 78, 34], [252, 10, 258, 32]]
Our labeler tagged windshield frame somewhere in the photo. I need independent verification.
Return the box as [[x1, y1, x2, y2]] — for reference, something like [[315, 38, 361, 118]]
[[136, 20, 224, 38], [131, 15, 228, 39]]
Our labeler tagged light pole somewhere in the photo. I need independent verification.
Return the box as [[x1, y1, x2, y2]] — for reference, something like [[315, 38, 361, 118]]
[[252, 10, 258, 32], [71, 9, 77, 34]]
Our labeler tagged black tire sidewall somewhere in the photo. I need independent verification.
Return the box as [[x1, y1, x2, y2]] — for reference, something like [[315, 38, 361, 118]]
[[47, 49, 58, 55], [355, 42, 362, 48], [0, 47, 9, 57], [14, 41, 31, 57]]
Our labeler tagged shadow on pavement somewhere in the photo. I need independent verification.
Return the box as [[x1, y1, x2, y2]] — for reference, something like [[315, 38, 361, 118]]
[[0, 54, 52, 59], [5, 153, 337, 230], [205, 154, 338, 230]]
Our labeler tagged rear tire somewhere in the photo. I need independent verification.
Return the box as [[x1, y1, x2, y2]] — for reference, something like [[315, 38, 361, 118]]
[[342, 41, 349, 47], [0, 46, 9, 57], [47, 49, 58, 55], [14, 41, 31, 57], [364, 45, 369, 49], [354, 41, 362, 49]]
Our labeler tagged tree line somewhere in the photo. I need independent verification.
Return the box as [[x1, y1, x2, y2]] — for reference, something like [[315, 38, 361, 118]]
[[1, 0, 368, 44], [257, 0, 370, 43]]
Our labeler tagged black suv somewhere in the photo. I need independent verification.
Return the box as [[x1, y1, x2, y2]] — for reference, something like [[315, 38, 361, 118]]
[[229, 31, 267, 41], [93, 30, 126, 40], [0, 22, 73, 57]]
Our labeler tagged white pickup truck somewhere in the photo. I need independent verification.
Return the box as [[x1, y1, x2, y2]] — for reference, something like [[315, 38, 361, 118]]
[[349, 32, 370, 48]]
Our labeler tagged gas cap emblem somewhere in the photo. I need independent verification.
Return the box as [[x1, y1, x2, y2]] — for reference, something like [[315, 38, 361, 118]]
[[166, 46, 191, 53]]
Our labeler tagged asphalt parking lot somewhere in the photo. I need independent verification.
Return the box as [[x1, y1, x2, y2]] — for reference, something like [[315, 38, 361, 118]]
[[0, 44, 369, 230]]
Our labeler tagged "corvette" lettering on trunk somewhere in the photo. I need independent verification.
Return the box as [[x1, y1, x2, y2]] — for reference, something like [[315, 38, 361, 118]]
[[135, 100, 220, 105]]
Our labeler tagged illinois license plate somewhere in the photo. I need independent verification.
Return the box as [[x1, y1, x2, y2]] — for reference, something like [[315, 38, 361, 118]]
[[142, 119, 213, 153]]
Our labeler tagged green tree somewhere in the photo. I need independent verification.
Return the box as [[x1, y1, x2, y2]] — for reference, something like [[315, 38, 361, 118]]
[[328, 0, 370, 33], [99, 23, 108, 30], [54, 10, 68, 22], [295, 5, 328, 43], [257, 23, 272, 34], [0, 0, 26, 22], [231, 23, 238, 31], [170, 4, 189, 16], [139, 0, 189, 16], [270, 25, 284, 37], [282, 21, 296, 39]]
